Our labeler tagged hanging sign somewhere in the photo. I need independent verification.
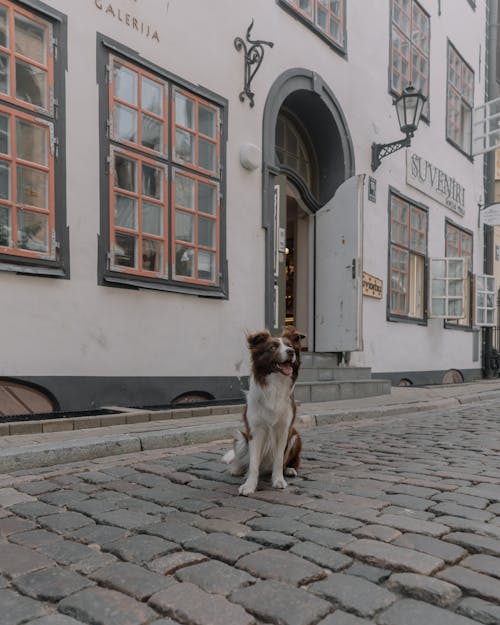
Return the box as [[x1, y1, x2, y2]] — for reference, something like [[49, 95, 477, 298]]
[[480, 203, 500, 226]]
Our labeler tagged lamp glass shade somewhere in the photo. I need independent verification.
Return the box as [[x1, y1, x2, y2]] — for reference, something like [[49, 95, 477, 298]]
[[395, 85, 426, 136]]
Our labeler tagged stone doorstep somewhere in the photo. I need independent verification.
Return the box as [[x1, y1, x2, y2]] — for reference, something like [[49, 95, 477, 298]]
[[0, 404, 244, 438]]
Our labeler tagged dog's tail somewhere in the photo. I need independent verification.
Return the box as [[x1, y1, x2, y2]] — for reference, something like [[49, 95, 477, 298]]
[[221, 449, 235, 464], [221, 429, 248, 465]]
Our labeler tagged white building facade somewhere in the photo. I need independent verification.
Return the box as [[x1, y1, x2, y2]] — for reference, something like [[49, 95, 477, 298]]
[[0, 0, 492, 412]]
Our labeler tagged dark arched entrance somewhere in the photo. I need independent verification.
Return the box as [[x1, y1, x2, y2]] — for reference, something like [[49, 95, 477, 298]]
[[262, 69, 355, 341]]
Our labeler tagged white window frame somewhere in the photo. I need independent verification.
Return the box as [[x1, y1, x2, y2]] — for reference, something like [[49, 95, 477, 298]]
[[429, 257, 466, 319], [475, 274, 496, 327]]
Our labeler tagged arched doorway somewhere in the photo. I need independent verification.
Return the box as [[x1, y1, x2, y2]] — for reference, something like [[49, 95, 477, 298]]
[[262, 69, 356, 349]]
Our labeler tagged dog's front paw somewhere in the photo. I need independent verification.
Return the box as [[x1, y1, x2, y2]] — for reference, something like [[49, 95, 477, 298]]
[[272, 476, 288, 489], [284, 467, 297, 477], [239, 480, 257, 496]]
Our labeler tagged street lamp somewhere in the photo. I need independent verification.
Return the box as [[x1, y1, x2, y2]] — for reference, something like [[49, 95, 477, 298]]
[[371, 85, 427, 171]]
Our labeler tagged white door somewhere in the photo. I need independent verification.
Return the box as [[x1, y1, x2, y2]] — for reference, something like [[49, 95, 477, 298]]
[[314, 174, 364, 352]]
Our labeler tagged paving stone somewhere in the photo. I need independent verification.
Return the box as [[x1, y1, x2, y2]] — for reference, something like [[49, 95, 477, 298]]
[[294, 527, 354, 549], [38, 511, 95, 533], [431, 501, 494, 522], [438, 517, 500, 539], [90, 510, 160, 530], [345, 563, 391, 584], [378, 494, 433, 511], [294, 512, 364, 532], [149, 581, 254, 625], [244, 530, 298, 549], [117, 498, 168, 516], [105, 534, 180, 563], [236, 548, 326, 585], [381, 506, 434, 521], [71, 552, 119, 575], [386, 572, 462, 607], [230, 579, 331, 625], [352, 524, 401, 542], [0, 542, 55, 577], [377, 598, 484, 625], [13, 567, 94, 601], [175, 559, 255, 595], [437, 565, 500, 604], [148, 551, 209, 575], [38, 540, 98, 565], [91, 561, 173, 600], [148, 619, 182, 625], [461, 554, 500, 579], [288, 540, 351, 571], [9, 529, 61, 548], [0, 589, 48, 624], [309, 573, 396, 618], [9, 501, 61, 519], [184, 532, 261, 564], [140, 520, 206, 545], [79, 471, 118, 484], [393, 532, 467, 564], [445, 532, 500, 556], [173, 498, 214, 513], [15, 481, 60, 495], [68, 524, 128, 546], [25, 615, 87, 625], [201, 506, 260, 523], [58, 587, 157, 625], [461, 484, 500, 503], [432, 492, 490, 509], [66, 498, 119, 516], [457, 597, 500, 624], [342, 539, 443, 574], [192, 516, 251, 536], [39, 491, 89, 506], [374, 514, 449, 537], [317, 611, 375, 625]]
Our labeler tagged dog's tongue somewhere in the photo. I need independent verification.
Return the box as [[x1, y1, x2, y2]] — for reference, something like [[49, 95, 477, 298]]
[[280, 363, 293, 376]]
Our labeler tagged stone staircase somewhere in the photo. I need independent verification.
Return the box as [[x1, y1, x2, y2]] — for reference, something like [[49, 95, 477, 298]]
[[294, 352, 391, 403]]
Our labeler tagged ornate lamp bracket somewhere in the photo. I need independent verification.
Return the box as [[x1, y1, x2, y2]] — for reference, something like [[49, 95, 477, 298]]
[[234, 20, 274, 107]]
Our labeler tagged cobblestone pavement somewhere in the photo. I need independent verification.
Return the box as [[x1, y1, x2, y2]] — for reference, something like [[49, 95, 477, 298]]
[[2, 400, 500, 625]]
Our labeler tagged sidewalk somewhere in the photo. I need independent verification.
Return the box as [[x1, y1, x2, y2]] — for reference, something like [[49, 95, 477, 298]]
[[2, 378, 500, 473]]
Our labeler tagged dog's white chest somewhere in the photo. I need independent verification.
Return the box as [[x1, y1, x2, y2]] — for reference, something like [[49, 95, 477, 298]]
[[247, 373, 293, 425]]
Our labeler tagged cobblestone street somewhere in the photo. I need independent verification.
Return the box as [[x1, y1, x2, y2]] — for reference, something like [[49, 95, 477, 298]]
[[2, 400, 500, 625]]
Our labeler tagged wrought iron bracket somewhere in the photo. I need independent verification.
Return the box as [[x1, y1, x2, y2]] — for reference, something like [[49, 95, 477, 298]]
[[234, 20, 273, 107], [371, 134, 412, 171]]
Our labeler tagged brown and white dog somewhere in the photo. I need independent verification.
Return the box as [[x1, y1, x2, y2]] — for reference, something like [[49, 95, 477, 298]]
[[223, 327, 305, 496]]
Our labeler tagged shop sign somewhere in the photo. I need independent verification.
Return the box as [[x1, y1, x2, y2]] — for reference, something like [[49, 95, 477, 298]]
[[406, 151, 465, 217], [480, 203, 500, 226], [362, 272, 383, 299], [94, 1, 160, 42]]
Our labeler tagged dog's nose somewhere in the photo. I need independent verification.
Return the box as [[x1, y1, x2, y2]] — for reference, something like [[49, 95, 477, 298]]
[[286, 347, 294, 359]]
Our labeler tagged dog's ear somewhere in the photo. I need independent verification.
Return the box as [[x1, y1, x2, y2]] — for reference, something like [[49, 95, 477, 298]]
[[247, 330, 271, 348]]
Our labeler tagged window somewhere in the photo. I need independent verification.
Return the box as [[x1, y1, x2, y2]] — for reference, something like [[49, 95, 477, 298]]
[[101, 45, 226, 295], [0, 1, 66, 272], [388, 193, 428, 321], [280, 0, 345, 50], [429, 257, 465, 319], [444, 221, 472, 326], [447, 43, 474, 155], [475, 274, 496, 327], [390, 0, 430, 117]]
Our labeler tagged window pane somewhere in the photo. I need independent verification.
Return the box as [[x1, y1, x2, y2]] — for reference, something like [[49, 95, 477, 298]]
[[114, 194, 137, 230], [115, 154, 136, 191], [198, 216, 215, 248], [142, 76, 162, 115], [0, 52, 9, 95], [0, 113, 9, 154], [15, 59, 46, 108], [175, 244, 194, 277], [16, 118, 47, 165], [448, 299, 463, 317], [432, 298, 446, 316], [114, 63, 137, 105], [199, 105, 216, 138], [198, 181, 216, 215], [175, 92, 194, 128], [141, 114, 162, 152], [17, 210, 48, 252], [142, 163, 162, 200], [115, 232, 137, 268], [449, 279, 464, 296], [175, 129, 194, 164], [432, 278, 446, 297], [142, 201, 163, 235], [198, 250, 215, 281], [449, 259, 463, 278], [16, 165, 47, 208], [0, 205, 10, 246], [142, 238, 162, 272], [0, 162, 9, 200], [199, 139, 216, 172], [299, 0, 312, 16], [0, 6, 7, 47], [175, 174, 194, 208], [115, 103, 137, 143], [15, 15, 46, 64], [176, 210, 194, 242]]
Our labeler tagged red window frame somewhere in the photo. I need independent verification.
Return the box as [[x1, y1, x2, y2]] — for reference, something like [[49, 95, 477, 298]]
[[172, 169, 219, 285], [0, 0, 54, 114], [283, 0, 344, 47], [446, 44, 474, 153]]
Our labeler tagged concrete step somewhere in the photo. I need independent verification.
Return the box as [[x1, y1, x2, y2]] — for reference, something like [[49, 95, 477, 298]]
[[294, 379, 392, 403], [298, 366, 373, 382], [301, 352, 340, 368]]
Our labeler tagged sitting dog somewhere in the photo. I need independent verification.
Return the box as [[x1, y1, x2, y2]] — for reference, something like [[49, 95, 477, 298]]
[[223, 327, 305, 496]]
